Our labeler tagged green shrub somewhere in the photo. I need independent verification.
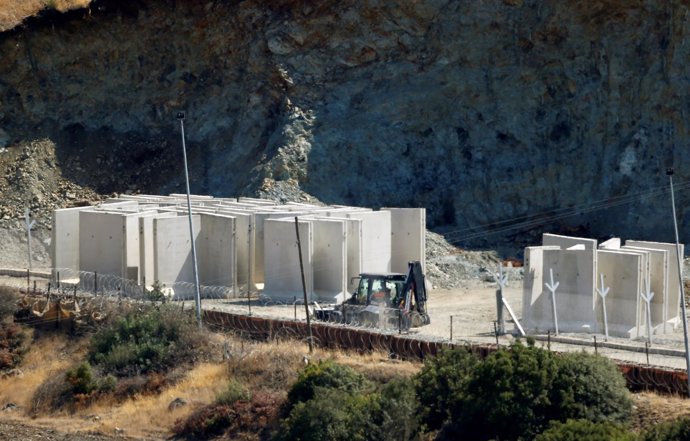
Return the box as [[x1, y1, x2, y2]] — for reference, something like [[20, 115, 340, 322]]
[[274, 388, 377, 441], [414, 346, 479, 430], [551, 352, 632, 424], [443, 342, 559, 441], [370, 379, 419, 441], [535, 419, 635, 441], [286, 360, 370, 411], [65, 362, 97, 395], [89, 305, 201, 376], [640, 416, 690, 441], [216, 378, 251, 405], [146, 281, 167, 303]]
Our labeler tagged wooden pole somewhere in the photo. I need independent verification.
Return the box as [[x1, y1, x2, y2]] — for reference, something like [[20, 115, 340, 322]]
[[295, 217, 313, 353]]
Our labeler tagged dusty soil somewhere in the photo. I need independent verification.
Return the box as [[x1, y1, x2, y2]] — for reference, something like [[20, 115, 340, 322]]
[[0, 419, 131, 440]]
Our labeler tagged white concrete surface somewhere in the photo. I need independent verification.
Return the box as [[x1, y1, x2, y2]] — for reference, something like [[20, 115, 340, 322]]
[[153, 215, 200, 296], [263, 218, 314, 302], [384, 208, 426, 274], [626, 240, 684, 325], [543, 233, 598, 250], [310, 218, 348, 303], [198, 213, 237, 294]]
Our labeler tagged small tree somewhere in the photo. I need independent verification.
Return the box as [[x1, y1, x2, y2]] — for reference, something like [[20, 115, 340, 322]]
[[444, 342, 558, 441], [550, 352, 632, 424], [414, 346, 479, 430], [274, 388, 377, 441], [286, 360, 370, 412]]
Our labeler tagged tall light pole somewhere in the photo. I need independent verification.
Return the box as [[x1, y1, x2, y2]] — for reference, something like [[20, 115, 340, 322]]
[[667, 167, 690, 397], [177, 111, 202, 328]]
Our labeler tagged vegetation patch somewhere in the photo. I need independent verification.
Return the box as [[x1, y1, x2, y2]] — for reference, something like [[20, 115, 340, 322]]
[[174, 390, 282, 440], [89, 305, 205, 377]]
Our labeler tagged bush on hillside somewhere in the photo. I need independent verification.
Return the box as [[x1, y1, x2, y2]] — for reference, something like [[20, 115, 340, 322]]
[[534, 419, 635, 441], [88, 305, 203, 376], [273, 388, 377, 441], [0, 321, 28, 370], [369, 379, 420, 441], [443, 342, 559, 441], [175, 391, 282, 439], [285, 360, 370, 411], [216, 378, 252, 405], [551, 351, 632, 424], [414, 345, 479, 430], [640, 416, 690, 441]]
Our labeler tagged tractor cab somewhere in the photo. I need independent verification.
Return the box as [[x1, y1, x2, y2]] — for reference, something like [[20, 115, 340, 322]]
[[349, 273, 407, 308]]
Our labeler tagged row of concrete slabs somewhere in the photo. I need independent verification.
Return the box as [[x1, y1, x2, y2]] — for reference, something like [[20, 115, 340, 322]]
[[523, 233, 684, 339], [51, 195, 426, 303]]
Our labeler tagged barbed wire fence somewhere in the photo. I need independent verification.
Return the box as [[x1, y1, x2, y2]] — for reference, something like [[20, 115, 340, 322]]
[[1, 268, 689, 395]]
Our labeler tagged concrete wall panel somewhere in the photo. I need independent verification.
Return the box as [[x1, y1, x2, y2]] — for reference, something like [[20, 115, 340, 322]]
[[263, 218, 313, 302], [542, 248, 597, 332], [522, 246, 559, 332], [597, 250, 644, 337], [623, 245, 669, 328], [346, 211, 391, 274], [52, 206, 90, 274], [383, 208, 426, 274], [79, 211, 125, 278], [626, 240, 684, 323], [198, 214, 237, 295], [153, 215, 200, 289], [311, 219, 347, 303], [543, 233, 597, 250]]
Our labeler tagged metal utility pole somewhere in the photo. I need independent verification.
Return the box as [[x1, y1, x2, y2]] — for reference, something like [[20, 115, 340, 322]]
[[295, 217, 314, 353], [24, 208, 35, 272], [668, 167, 690, 397], [177, 111, 203, 328]]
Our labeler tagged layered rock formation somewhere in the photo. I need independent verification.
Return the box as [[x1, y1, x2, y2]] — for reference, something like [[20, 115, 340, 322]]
[[1, 0, 689, 251]]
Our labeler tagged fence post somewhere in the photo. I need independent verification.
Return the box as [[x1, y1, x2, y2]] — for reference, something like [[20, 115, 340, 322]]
[[593, 335, 598, 355], [57, 271, 60, 290], [26, 269, 30, 292], [493, 321, 499, 346], [33, 280, 36, 293], [94, 272, 98, 295], [294, 296, 297, 320]]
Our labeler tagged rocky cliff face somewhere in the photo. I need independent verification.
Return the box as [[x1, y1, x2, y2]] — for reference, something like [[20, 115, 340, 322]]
[[1, 0, 689, 251]]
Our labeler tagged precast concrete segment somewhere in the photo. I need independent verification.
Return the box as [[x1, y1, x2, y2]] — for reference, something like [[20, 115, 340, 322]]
[[542, 247, 597, 333], [152, 215, 201, 298], [383, 208, 426, 274], [615, 247, 666, 329], [309, 218, 348, 303], [521, 246, 560, 332], [626, 241, 684, 324], [263, 218, 314, 302], [543, 233, 598, 250], [79, 211, 127, 279], [51, 206, 90, 276], [597, 250, 645, 338], [198, 213, 237, 295], [624, 245, 671, 331], [344, 210, 392, 274], [599, 238, 622, 249]]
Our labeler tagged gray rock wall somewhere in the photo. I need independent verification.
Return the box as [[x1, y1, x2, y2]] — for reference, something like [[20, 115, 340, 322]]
[[1, 0, 689, 250]]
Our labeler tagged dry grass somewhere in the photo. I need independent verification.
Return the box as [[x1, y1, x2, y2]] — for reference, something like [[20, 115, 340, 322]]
[[0, 332, 74, 409], [631, 392, 690, 432], [0, 0, 92, 32]]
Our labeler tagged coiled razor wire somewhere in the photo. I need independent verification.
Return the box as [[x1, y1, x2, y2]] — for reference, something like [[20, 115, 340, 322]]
[[5, 270, 690, 396]]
